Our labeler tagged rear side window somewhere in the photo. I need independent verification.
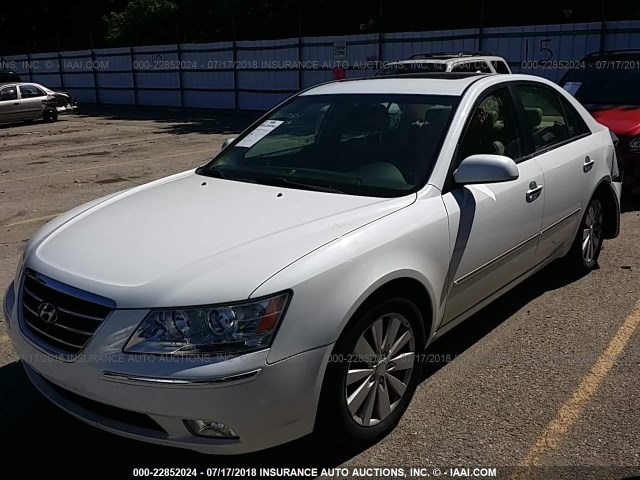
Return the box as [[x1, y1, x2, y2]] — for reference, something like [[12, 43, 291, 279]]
[[451, 61, 492, 73], [515, 85, 570, 152], [560, 97, 590, 137], [451, 62, 473, 73], [493, 61, 510, 74], [0, 86, 18, 101]]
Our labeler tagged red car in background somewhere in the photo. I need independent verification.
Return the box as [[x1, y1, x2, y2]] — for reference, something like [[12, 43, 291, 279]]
[[560, 50, 640, 196]]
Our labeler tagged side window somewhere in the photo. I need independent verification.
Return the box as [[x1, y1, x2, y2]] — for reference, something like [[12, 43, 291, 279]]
[[19, 85, 45, 99], [0, 86, 18, 101], [458, 87, 524, 162], [560, 97, 590, 138], [452, 61, 492, 73], [451, 62, 475, 73], [493, 61, 510, 74], [515, 84, 570, 152], [475, 61, 493, 73]]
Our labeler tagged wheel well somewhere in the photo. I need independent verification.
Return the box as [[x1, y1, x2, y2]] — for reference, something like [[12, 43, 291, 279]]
[[594, 181, 619, 239], [349, 278, 434, 344]]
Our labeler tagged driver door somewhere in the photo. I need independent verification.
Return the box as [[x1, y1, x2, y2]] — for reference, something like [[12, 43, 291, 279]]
[[19, 84, 48, 119], [441, 86, 545, 324]]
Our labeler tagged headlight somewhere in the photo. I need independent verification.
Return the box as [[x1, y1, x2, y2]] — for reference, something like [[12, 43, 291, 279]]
[[629, 136, 640, 153], [124, 292, 290, 355]]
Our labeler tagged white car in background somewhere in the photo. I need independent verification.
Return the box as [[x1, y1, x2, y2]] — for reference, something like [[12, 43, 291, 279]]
[[4, 72, 621, 454], [375, 52, 512, 76]]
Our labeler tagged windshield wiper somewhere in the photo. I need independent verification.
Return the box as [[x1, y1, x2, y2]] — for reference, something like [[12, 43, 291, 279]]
[[198, 168, 344, 193], [264, 176, 344, 194], [198, 167, 258, 184]]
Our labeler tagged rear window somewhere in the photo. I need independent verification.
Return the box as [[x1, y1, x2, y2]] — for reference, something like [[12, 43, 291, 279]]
[[562, 63, 640, 105]]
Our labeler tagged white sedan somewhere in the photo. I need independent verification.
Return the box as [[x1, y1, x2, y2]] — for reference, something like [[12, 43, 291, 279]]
[[4, 73, 621, 454]]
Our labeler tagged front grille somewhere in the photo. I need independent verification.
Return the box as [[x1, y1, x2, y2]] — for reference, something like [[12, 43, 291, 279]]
[[21, 269, 115, 357], [40, 374, 166, 434]]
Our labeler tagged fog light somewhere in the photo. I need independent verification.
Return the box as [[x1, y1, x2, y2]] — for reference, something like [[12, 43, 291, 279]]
[[184, 419, 239, 439]]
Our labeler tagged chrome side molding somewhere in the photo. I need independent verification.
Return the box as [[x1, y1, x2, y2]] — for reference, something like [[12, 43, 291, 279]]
[[100, 369, 262, 387]]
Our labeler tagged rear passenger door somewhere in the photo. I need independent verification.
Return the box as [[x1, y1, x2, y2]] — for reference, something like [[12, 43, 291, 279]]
[[0, 85, 21, 122], [513, 83, 596, 261]]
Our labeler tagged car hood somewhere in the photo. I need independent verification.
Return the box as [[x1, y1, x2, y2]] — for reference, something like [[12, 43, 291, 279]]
[[587, 104, 640, 137], [41, 86, 72, 102], [29, 170, 414, 308]]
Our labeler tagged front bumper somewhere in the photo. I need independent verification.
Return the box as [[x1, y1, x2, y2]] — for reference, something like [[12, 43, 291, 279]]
[[55, 101, 78, 114], [5, 282, 331, 454], [56, 105, 78, 114]]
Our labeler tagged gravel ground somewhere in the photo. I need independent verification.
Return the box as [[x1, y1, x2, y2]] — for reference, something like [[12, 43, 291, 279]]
[[0, 109, 639, 479]]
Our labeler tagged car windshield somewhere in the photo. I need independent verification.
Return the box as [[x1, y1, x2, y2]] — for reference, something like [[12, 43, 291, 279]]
[[375, 62, 447, 76], [562, 66, 640, 105], [199, 94, 459, 197]]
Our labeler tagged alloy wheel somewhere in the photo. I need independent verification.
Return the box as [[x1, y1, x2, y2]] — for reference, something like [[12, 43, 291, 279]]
[[582, 199, 603, 264], [345, 313, 416, 427]]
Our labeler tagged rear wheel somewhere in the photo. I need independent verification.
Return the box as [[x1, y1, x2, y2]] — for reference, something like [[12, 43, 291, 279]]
[[317, 298, 424, 446], [563, 195, 604, 274], [43, 108, 58, 123]]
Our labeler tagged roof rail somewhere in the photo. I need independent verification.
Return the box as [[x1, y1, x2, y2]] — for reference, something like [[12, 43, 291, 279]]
[[409, 51, 495, 59], [370, 72, 490, 80]]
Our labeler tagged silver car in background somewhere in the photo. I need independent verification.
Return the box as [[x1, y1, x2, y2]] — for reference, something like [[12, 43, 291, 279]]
[[0, 82, 77, 124]]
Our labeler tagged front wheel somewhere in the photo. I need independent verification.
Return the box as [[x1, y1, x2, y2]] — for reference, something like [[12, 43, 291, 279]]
[[563, 195, 604, 274], [317, 298, 425, 446], [43, 108, 58, 123]]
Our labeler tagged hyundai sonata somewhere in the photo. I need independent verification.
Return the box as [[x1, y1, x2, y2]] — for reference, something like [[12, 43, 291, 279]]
[[4, 73, 621, 454]]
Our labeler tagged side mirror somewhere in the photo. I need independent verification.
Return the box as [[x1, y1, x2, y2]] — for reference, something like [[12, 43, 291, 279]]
[[220, 137, 237, 151], [454, 154, 519, 185]]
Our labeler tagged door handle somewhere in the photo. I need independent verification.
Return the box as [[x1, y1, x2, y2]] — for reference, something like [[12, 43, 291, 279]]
[[583, 156, 595, 173], [526, 182, 543, 202], [13, 102, 19, 105]]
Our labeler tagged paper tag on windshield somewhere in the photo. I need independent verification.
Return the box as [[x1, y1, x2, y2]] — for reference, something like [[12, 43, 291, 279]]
[[563, 81, 582, 96], [236, 120, 284, 148]]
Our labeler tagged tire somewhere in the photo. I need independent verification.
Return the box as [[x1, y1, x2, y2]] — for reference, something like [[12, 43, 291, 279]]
[[316, 298, 425, 447], [43, 108, 58, 123], [563, 194, 604, 275]]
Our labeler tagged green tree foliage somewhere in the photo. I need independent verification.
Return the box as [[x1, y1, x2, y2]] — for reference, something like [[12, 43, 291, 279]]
[[1, 0, 638, 55], [105, 0, 179, 45]]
